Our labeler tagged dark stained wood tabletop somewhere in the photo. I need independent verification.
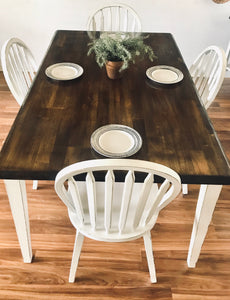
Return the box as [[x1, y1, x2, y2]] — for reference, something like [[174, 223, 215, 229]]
[[0, 30, 230, 184]]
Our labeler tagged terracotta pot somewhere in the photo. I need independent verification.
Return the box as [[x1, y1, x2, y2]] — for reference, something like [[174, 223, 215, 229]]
[[105, 61, 124, 79]]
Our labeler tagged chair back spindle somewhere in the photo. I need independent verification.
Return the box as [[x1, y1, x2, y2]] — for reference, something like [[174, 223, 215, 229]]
[[118, 170, 134, 233], [104, 170, 114, 233], [226, 41, 230, 71], [86, 172, 97, 230], [68, 178, 84, 226], [133, 173, 154, 228]]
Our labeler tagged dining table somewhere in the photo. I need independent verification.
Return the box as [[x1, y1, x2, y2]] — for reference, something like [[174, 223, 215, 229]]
[[0, 30, 230, 268]]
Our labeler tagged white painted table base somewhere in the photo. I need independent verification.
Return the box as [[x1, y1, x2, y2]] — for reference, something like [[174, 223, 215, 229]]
[[3, 180, 222, 267], [4, 180, 32, 263]]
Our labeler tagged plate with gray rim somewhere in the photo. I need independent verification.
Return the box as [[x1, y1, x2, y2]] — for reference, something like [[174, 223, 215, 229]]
[[146, 65, 183, 84], [45, 62, 83, 81], [90, 124, 142, 158]]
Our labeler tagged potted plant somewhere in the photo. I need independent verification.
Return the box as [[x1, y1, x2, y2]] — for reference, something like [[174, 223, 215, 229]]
[[87, 33, 156, 79]]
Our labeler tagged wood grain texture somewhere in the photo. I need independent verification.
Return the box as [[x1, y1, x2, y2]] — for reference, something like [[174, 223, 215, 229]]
[[0, 31, 229, 185], [0, 72, 230, 298]]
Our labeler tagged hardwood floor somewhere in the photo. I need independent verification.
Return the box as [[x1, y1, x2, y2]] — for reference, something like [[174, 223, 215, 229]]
[[0, 72, 230, 299]]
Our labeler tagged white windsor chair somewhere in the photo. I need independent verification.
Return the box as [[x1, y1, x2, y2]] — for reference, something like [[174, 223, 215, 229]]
[[55, 159, 181, 283], [87, 4, 142, 33], [1, 38, 38, 190], [189, 45, 226, 110], [182, 45, 227, 195]]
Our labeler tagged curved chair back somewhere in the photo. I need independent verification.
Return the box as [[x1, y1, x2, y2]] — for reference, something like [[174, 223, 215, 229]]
[[87, 4, 141, 33], [189, 46, 226, 109], [55, 159, 181, 283], [1, 38, 37, 106]]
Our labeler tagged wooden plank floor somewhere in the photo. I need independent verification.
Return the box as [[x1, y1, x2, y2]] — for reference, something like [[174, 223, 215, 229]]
[[0, 72, 230, 299]]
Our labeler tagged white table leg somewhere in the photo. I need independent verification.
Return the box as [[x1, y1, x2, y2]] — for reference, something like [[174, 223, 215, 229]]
[[32, 180, 38, 190], [182, 184, 188, 195], [187, 184, 222, 267], [4, 180, 32, 263]]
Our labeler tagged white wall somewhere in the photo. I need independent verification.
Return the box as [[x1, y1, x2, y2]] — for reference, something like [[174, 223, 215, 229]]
[[0, 0, 229, 70]]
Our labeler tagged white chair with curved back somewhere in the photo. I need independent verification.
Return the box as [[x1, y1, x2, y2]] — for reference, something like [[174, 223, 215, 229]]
[[182, 45, 227, 195], [189, 45, 226, 109], [1, 38, 38, 189], [87, 4, 142, 33], [55, 159, 181, 283]]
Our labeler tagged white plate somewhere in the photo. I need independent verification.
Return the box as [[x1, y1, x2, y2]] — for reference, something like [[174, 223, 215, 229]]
[[91, 124, 142, 158], [45, 63, 83, 80], [146, 65, 183, 84]]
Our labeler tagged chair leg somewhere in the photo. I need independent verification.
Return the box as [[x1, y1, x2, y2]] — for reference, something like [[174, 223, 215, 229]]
[[182, 184, 188, 195], [32, 180, 38, 190], [143, 231, 156, 283], [69, 231, 84, 283]]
